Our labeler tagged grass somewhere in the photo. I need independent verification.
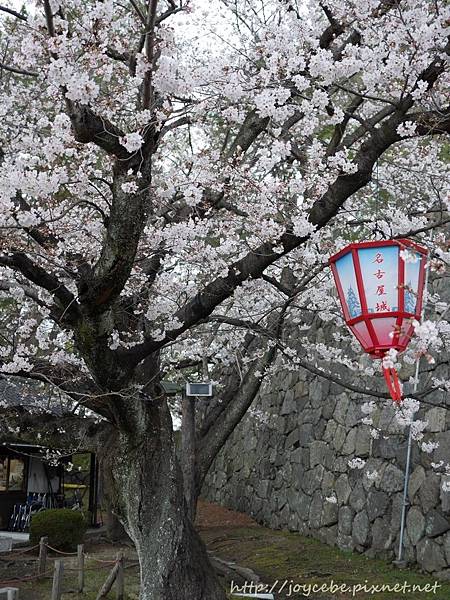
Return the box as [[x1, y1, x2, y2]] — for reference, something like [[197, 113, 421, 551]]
[[4, 516, 450, 599], [1, 546, 141, 600], [202, 525, 450, 599]]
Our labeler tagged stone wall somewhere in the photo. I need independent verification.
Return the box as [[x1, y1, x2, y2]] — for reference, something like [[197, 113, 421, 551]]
[[203, 322, 450, 577]]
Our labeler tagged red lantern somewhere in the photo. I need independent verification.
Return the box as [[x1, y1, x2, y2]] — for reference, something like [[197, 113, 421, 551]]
[[329, 240, 428, 404]]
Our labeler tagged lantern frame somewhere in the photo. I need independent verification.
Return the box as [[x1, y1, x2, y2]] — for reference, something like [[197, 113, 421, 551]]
[[329, 239, 428, 358]]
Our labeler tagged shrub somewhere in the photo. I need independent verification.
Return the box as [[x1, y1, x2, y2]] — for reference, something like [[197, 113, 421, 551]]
[[30, 509, 87, 551]]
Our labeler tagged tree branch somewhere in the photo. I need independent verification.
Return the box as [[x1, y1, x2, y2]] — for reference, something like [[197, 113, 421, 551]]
[[225, 110, 270, 157], [0, 5, 27, 20], [124, 102, 419, 366], [0, 252, 80, 325], [65, 102, 130, 160], [0, 62, 37, 77], [290, 355, 449, 411]]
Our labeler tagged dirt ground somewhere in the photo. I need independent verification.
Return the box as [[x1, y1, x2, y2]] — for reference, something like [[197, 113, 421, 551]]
[[0, 500, 449, 600], [196, 498, 259, 528]]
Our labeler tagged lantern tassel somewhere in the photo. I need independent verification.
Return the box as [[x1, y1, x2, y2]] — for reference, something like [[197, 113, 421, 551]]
[[382, 366, 403, 404]]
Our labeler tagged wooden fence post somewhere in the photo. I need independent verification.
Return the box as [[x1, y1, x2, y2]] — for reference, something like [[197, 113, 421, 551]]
[[96, 558, 119, 600], [51, 560, 64, 600], [116, 552, 124, 600], [38, 536, 47, 577], [77, 544, 84, 593]]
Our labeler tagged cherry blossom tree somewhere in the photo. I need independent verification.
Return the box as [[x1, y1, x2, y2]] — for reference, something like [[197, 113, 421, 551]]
[[0, 0, 449, 598]]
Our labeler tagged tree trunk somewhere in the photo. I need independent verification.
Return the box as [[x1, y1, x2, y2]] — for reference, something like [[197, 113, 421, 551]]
[[105, 395, 225, 600]]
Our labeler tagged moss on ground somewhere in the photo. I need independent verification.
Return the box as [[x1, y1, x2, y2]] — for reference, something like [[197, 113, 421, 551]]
[[9, 521, 450, 599], [203, 525, 450, 599]]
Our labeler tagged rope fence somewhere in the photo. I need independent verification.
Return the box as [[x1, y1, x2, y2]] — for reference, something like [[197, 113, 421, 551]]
[[0, 537, 130, 599], [0, 543, 40, 560]]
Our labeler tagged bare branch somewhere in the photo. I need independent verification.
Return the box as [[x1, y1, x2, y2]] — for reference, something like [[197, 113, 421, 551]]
[[42, 0, 55, 37], [291, 355, 449, 411], [141, 0, 159, 110], [0, 4, 27, 20], [129, 0, 146, 23], [0, 62, 37, 77]]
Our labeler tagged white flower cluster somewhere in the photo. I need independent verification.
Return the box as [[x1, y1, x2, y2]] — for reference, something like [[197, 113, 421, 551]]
[[382, 348, 399, 370], [120, 133, 144, 153], [348, 458, 366, 470], [394, 397, 420, 427], [421, 441, 439, 454], [396, 121, 418, 138]]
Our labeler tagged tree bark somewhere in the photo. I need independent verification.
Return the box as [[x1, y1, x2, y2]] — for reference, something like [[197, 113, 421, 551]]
[[104, 395, 225, 600]]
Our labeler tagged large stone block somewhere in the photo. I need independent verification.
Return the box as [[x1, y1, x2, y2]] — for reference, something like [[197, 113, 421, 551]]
[[335, 474, 352, 505], [345, 403, 362, 428], [419, 473, 441, 513], [338, 506, 354, 536], [302, 408, 322, 424], [406, 506, 425, 545], [444, 532, 450, 565], [310, 440, 333, 469], [390, 492, 403, 532], [309, 491, 323, 530], [257, 480, 270, 499], [323, 419, 337, 442], [434, 431, 450, 465], [408, 465, 426, 502], [322, 470, 335, 495], [279, 396, 293, 419], [290, 447, 303, 464], [416, 538, 447, 573], [376, 406, 397, 431], [314, 419, 327, 439], [322, 396, 337, 420], [372, 517, 393, 551], [425, 509, 450, 538], [362, 458, 387, 492], [277, 488, 287, 511], [295, 492, 312, 521], [310, 380, 329, 408], [342, 428, 357, 455], [317, 524, 338, 546], [380, 463, 404, 493], [322, 500, 339, 527], [301, 465, 325, 494], [425, 408, 447, 433], [367, 490, 389, 522], [298, 423, 314, 446], [352, 511, 370, 546], [355, 428, 371, 456], [334, 395, 350, 425], [349, 481, 366, 512], [337, 532, 354, 551], [332, 424, 347, 452]]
